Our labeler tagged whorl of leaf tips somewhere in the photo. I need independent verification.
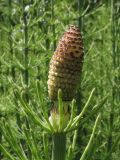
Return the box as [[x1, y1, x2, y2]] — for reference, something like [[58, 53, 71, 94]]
[[48, 25, 84, 101]]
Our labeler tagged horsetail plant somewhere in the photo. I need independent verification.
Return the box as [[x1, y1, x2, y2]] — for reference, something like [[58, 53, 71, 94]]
[[48, 25, 84, 160], [47, 25, 105, 160], [0, 25, 108, 160]]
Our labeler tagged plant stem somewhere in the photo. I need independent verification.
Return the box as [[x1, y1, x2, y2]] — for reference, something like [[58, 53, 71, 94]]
[[107, 0, 115, 157], [21, 0, 32, 159], [52, 133, 66, 160], [51, 0, 56, 50], [8, 0, 16, 81], [22, 0, 29, 91], [0, 126, 2, 159], [107, 1, 119, 158], [44, 0, 50, 50], [74, 1, 84, 159], [78, 0, 83, 29]]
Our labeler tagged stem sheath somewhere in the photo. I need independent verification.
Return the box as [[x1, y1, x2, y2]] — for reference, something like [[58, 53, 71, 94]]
[[52, 133, 66, 160]]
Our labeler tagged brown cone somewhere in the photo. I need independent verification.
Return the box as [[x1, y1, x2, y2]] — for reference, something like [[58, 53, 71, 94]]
[[48, 25, 84, 101]]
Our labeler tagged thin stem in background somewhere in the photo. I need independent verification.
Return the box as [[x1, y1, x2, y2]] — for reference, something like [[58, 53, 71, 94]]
[[30, 0, 36, 56], [78, 0, 83, 29], [22, 0, 29, 92], [0, 7, 8, 94], [107, 0, 114, 155], [74, 1, 84, 159], [7, 0, 15, 81], [0, 12, 3, 90], [21, 0, 31, 159], [41, 0, 50, 79], [7, 0, 21, 132], [107, 0, 120, 158], [0, 127, 2, 159], [97, 6, 106, 159], [44, 0, 50, 51], [30, 0, 40, 80], [51, 0, 56, 50]]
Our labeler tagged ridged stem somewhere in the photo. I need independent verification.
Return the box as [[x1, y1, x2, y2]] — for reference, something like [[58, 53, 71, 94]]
[[21, 1, 31, 159], [51, 0, 56, 50], [107, 0, 119, 158], [44, 0, 50, 50], [22, 0, 29, 92], [52, 133, 66, 160], [74, 1, 84, 159], [7, 0, 15, 81], [107, 0, 115, 157], [0, 127, 2, 159]]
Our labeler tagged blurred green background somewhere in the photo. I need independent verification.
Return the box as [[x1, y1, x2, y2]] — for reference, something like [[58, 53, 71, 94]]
[[0, 0, 120, 160]]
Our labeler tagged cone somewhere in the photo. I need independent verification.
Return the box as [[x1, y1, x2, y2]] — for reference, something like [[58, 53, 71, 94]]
[[48, 25, 84, 101]]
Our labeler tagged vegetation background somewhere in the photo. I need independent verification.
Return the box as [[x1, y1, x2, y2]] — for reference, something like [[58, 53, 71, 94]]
[[0, 0, 119, 160]]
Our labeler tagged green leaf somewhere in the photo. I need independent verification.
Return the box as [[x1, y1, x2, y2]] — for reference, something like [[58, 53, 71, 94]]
[[0, 145, 15, 160]]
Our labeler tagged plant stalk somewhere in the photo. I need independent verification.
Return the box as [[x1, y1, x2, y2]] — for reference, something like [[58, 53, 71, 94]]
[[107, 0, 115, 157], [0, 127, 2, 159], [51, 0, 56, 50], [52, 133, 66, 160]]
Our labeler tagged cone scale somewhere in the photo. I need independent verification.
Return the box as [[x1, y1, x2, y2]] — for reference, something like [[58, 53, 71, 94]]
[[48, 25, 84, 101]]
